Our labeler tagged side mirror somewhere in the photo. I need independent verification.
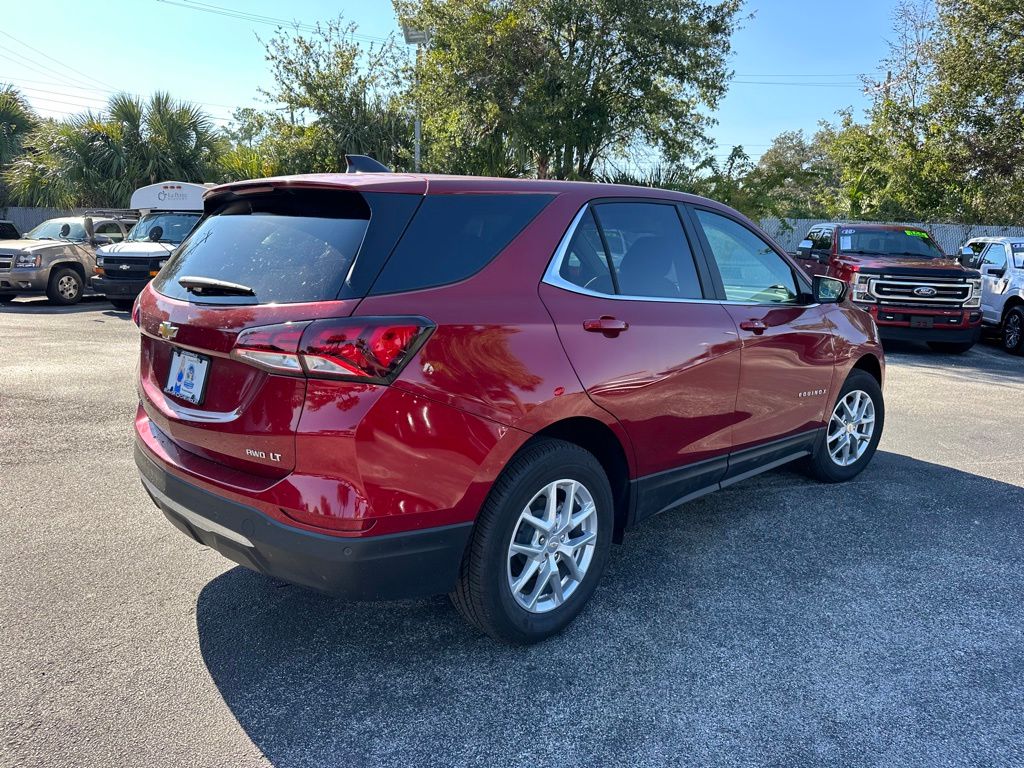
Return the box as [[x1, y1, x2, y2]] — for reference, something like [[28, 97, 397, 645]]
[[83, 216, 95, 239], [986, 266, 1006, 278], [813, 275, 847, 304], [91, 235, 113, 246], [958, 246, 979, 268], [797, 239, 813, 258]]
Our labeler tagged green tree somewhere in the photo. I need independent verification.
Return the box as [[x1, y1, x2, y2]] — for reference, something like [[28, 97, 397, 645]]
[[5, 92, 224, 208], [0, 85, 37, 205], [397, 0, 743, 178], [224, 19, 414, 178], [927, 0, 1024, 223]]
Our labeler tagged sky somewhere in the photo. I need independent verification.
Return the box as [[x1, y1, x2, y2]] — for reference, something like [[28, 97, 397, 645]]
[[1, 0, 898, 165]]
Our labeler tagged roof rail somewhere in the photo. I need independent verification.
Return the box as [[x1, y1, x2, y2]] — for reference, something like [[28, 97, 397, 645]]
[[83, 209, 138, 218], [345, 154, 392, 174]]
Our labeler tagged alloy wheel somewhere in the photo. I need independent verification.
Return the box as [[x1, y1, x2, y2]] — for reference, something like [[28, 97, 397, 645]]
[[827, 389, 876, 467], [57, 275, 79, 300], [506, 479, 598, 613], [1005, 313, 1022, 351]]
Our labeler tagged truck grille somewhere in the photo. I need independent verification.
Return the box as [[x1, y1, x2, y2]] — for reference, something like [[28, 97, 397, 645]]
[[0, 257, 11, 272], [869, 277, 972, 305], [102, 257, 158, 279]]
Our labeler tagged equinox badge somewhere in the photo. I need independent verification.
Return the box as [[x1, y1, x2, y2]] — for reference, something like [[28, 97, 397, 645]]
[[158, 321, 179, 340]]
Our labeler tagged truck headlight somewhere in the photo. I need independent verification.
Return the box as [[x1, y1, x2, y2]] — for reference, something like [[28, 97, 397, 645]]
[[13, 252, 41, 268], [95, 255, 104, 266], [851, 273, 874, 303], [964, 278, 982, 308], [158, 259, 167, 268]]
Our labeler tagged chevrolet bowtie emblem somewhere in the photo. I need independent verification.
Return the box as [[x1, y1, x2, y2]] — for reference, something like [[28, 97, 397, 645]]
[[158, 321, 179, 340]]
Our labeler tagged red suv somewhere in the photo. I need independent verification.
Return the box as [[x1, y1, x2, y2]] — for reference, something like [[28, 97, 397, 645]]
[[134, 172, 885, 643]]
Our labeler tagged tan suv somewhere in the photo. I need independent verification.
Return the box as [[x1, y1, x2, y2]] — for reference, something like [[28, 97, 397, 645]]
[[0, 213, 135, 305]]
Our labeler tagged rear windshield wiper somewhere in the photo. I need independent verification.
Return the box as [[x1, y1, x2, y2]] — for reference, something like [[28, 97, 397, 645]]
[[178, 275, 256, 297]]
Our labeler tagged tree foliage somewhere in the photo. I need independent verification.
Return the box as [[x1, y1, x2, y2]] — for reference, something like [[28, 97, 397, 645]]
[[223, 19, 414, 177], [396, 0, 743, 178], [4, 92, 224, 208]]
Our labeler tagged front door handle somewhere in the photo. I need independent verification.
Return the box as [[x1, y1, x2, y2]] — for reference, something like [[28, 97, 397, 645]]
[[739, 319, 767, 335], [583, 316, 629, 337]]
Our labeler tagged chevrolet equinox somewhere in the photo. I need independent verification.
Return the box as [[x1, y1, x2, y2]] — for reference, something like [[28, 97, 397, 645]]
[[134, 172, 885, 643]]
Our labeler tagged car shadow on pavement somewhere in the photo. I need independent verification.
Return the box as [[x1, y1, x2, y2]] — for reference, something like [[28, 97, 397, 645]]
[[883, 339, 1023, 386], [196, 451, 1024, 768], [0, 296, 116, 315]]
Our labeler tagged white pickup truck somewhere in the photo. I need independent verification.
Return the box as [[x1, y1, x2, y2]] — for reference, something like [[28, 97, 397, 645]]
[[960, 237, 1024, 354]]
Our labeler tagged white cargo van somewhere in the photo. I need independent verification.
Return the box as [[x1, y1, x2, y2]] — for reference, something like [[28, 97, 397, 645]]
[[91, 181, 210, 310]]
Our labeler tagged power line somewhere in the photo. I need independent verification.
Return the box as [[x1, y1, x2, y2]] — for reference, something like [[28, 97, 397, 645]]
[[154, 0, 392, 44], [0, 30, 120, 92]]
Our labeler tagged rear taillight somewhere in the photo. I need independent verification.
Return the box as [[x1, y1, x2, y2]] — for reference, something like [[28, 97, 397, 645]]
[[232, 317, 433, 384]]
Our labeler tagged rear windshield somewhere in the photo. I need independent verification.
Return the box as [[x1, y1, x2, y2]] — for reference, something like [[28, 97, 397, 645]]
[[153, 190, 370, 305], [837, 227, 945, 259], [369, 193, 553, 294]]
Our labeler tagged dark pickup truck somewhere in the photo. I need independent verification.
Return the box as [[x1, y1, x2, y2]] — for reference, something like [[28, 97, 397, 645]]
[[793, 223, 983, 353]]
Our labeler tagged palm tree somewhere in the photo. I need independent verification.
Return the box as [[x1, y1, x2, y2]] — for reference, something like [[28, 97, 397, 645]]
[[3, 92, 225, 207], [0, 85, 38, 204]]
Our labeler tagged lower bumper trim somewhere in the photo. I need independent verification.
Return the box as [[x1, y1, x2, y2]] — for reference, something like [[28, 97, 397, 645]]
[[135, 444, 474, 600]]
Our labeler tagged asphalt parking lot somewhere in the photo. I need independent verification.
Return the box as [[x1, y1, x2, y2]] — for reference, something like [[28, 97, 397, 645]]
[[2, 297, 1022, 768]]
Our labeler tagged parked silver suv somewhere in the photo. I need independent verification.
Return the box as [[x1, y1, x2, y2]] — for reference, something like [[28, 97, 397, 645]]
[[0, 214, 135, 305], [961, 237, 1024, 354]]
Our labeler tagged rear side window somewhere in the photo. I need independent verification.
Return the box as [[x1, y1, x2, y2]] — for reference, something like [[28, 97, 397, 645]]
[[154, 190, 372, 305], [370, 194, 553, 294], [592, 202, 704, 299]]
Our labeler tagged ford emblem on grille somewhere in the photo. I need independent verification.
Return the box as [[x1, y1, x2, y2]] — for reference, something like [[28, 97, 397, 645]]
[[913, 286, 938, 297]]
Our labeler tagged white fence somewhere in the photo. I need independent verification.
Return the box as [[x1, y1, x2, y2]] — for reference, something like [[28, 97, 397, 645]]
[[762, 218, 1024, 255]]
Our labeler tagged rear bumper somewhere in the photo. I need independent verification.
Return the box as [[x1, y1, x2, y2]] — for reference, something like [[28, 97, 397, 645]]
[[91, 275, 148, 298], [136, 444, 473, 600]]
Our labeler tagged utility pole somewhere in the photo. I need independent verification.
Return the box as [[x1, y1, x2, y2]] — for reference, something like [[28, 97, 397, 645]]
[[402, 24, 431, 172]]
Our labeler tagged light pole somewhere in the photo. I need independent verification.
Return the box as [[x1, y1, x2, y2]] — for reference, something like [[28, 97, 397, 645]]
[[402, 24, 430, 172]]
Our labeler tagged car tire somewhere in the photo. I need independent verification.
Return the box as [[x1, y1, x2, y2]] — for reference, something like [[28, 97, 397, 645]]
[[1001, 306, 1024, 355], [46, 268, 83, 305], [927, 341, 974, 354], [109, 299, 134, 312], [451, 438, 614, 644], [805, 369, 885, 483]]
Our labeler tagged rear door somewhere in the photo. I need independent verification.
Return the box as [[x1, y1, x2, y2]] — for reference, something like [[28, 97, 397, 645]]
[[540, 199, 741, 517], [689, 206, 836, 462], [138, 186, 421, 477]]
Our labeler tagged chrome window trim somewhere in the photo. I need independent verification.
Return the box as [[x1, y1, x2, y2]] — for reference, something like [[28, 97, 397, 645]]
[[541, 202, 814, 308]]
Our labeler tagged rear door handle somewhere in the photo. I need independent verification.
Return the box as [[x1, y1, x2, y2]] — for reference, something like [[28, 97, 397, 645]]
[[583, 316, 629, 336], [739, 319, 767, 335]]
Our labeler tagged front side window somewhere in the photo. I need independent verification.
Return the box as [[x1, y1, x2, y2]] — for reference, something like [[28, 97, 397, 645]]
[[694, 209, 799, 304], [982, 243, 1008, 269], [591, 202, 704, 299], [95, 222, 125, 242]]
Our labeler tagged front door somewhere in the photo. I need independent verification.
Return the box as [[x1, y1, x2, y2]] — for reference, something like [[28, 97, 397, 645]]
[[689, 207, 836, 465], [978, 242, 1009, 324], [540, 200, 742, 518]]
